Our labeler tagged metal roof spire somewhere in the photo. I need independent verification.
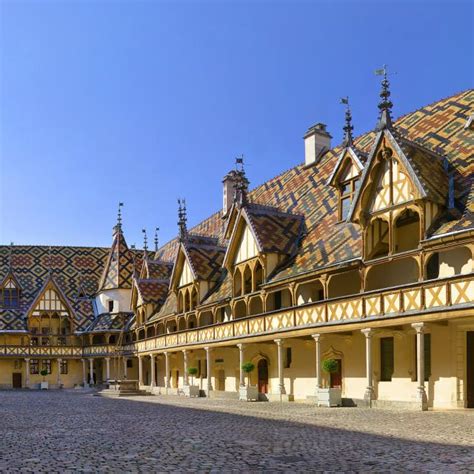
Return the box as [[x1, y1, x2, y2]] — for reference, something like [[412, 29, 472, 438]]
[[375, 65, 393, 130], [177, 199, 188, 241], [340, 97, 354, 147], [142, 228, 148, 253], [154, 227, 160, 252], [115, 202, 124, 233]]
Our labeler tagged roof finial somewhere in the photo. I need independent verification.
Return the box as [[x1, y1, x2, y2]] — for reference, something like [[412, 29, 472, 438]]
[[234, 155, 249, 206], [177, 199, 188, 240], [142, 228, 148, 253], [115, 202, 124, 233], [340, 96, 354, 147], [154, 227, 160, 252], [375, 65, 393, 130]]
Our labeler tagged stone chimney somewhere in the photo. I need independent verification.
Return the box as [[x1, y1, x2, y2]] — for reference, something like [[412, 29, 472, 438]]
[[222, 170, 239, 217], [303, 123, 332, 166]]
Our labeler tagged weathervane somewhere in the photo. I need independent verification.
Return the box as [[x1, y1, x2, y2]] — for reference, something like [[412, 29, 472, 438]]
[[340, 96, 354, 147], [234, 155, 249, 205]]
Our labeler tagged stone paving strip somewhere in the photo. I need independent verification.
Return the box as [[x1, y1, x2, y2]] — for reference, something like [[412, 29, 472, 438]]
[[0, 390, 473, 472]]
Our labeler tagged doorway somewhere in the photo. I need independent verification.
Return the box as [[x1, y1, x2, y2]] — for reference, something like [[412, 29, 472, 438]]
[[217, 369, 225, 391], [330, 359, 342, 388], [467, 332, 474, 408], [258, 359, 268, 393], [12, 373, 22, 388]]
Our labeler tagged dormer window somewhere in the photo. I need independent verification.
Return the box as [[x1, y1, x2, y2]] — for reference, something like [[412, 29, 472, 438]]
[[1, 279, 20, 308], [339, 176, 360, 221], [108, 300, 114, 312]]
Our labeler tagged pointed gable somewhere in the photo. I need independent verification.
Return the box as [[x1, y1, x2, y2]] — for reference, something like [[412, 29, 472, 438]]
[[349, 129, 448, 222], [27, 276, 76, 326], [328, 147, 365, 187], [223, 203, 303, 269], [99, 226, 136, 291], [179, 256, 194, 287]]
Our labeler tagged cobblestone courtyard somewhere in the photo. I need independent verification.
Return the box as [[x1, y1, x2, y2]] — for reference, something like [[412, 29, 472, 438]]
[[0, 391, 473, 472]]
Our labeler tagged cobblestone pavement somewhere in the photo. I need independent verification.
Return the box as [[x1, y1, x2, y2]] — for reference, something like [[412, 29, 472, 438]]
[[0, 390, 473, 472]]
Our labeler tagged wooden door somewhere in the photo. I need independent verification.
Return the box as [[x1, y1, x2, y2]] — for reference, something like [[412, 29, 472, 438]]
[[12, 373, 22, 389], [217, 369, 225, 391], [258, 359, 268, 393], [330, 360, 342, 388], [467, 332, 474, 408]]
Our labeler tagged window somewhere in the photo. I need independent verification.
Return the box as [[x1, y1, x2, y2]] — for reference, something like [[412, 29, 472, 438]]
[[339, 178, 359, 221], [274, 291, 282, 311], [57, 336, 66, 346], [60, 360, 68, 374], [42, 359, 52, 374], [284, 347, 292, 369], [380, 337, 394, 381], [30, 337, 38, 346], [108, 300, 114, 312], [1, 279, 20, 308], [414, 334, 431, 382], [127, 359, 133, 368], [30, 359, 39, 374]]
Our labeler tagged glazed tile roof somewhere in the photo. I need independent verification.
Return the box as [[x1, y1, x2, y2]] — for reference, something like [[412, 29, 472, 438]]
[[135, 279, 169, 305], [181, 234, 226, 282], [0, 245, 109, 331], [87, 312, 133, 332], [142, 259, 173, 280], [243, 204, 304, 255], [2, 89, 473, 329]]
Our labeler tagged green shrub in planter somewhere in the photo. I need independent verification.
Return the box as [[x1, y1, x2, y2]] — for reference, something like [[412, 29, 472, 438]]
[[241, 362, 255, 386], [322, 359, 339, 374], [40, 369, 48, 381], [187, 367, 198, 385]]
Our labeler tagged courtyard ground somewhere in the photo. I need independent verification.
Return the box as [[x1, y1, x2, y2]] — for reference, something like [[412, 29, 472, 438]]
[[0, 390, 473, 472]]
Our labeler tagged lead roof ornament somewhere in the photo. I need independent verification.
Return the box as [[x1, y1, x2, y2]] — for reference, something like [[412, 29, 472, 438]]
[[375, 65, 394, 131]]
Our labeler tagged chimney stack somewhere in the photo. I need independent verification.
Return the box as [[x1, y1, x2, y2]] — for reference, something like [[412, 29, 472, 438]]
[[222, 170, 239, 217], [303, 123, 332, 166]]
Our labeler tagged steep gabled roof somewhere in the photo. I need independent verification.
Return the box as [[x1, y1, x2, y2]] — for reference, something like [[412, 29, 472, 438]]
[[135, 278, 169, 305], [98, 226, 139, 291], [0, 245, 109, 332], [223, 203, 304, 268], [327, 146, 366, 187]]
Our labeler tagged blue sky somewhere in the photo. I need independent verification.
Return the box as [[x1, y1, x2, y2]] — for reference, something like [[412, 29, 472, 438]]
[[1, 0, 472, 248]]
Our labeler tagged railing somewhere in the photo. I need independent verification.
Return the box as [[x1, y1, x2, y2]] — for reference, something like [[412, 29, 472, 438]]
[[132, 273, 474, 353], [1, 274, 472, 357]]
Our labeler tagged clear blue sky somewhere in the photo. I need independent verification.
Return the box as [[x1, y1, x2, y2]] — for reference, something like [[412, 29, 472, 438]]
[[1, 0, 472, 248]]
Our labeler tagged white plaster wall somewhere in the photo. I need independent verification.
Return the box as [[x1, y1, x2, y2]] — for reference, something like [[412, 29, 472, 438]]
[[95, 288, 132, 314]]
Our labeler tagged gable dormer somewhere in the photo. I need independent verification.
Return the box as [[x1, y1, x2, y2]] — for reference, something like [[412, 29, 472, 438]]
[[0, 273, 21, 308], [27, 276, 76, 337], [170, 235, 226, 314], [223, 204, 303, 297], [349, 129, 448, 259], [328, 147, 364, 221]]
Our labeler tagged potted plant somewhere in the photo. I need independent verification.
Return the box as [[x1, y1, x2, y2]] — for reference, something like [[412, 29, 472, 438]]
[[317, 359, 342, 407], [40, 369, 49, 390], [239, 362, 258, 401], [183, 367, 200, 397]]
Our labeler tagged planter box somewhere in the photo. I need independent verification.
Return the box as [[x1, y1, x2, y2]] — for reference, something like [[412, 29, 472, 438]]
[[239, 385, 259, 401], [183, 385, 200, 398], [317, 388, 341, 407], [40, 381, 49, 390]]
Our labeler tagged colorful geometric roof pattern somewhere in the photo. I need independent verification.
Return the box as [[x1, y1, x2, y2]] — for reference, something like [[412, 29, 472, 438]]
[[135, 279, 169, 305], [99, 226, 140, 291], [181, 234, 226, 282], [0, 245, 108, 331], [243, 204, 304, 255], [150, 88, 473, 314], [141, 258, 173, 280], [87, 312, 133, 332]]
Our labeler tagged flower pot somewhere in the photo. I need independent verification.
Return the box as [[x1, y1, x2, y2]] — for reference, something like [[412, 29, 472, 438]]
[[239, 385, 259, 401], [183, 385, 200, 398], [40, 381, 49, 390], [317, 387, 341, 407]]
